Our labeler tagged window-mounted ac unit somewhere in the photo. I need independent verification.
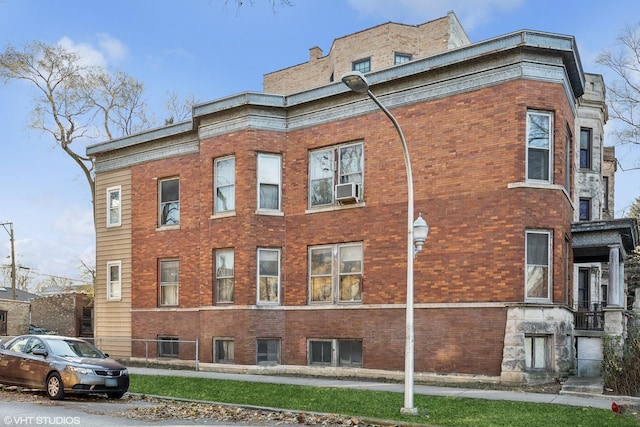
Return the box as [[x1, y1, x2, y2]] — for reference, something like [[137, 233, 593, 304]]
[[335, 183, 361, 203]]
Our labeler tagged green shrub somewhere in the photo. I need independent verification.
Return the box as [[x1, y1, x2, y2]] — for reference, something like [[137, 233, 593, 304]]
[[602, 318, 640, 396]]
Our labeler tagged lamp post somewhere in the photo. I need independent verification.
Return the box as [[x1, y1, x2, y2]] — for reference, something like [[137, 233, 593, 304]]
[[0, 222, 16, 300], [342, 71, 429, 415]]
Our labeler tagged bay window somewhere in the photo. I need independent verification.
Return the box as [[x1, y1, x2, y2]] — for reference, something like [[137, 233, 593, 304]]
[[526, 111, 553, 183], [525, 230, 551, 301]]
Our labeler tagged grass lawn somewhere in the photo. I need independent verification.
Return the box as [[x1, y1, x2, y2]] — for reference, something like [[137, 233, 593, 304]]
[[130, 374, 639, 426]]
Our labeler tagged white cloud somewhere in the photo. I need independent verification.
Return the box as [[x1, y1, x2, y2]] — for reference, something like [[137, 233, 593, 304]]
[[347, 0, 524, 30], [56, 33, 128, 69], [97, 33, 128, 62], [57, 36, 107, 68]]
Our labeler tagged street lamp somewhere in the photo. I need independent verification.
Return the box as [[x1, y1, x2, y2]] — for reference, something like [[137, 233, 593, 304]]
[[342, 71, 429, 415]]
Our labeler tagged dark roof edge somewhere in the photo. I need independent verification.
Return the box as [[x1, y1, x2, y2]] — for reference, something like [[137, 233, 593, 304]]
[[86, 30, 585, 157]]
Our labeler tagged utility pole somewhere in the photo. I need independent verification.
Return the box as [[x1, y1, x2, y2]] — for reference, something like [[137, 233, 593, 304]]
[[1, 222, 16, 300]]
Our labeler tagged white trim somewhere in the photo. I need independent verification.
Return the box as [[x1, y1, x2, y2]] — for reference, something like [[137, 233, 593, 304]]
[[106, 260, 122, 301], [525, 110, 554, 185], [256, 153, 282, 213], [257, 248, 281, 305], [106, 186, 122, 228], [525, 230, 553, 303]]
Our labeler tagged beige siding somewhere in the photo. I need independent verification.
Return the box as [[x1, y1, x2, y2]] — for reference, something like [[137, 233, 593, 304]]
[[94, 168, 132, 358]]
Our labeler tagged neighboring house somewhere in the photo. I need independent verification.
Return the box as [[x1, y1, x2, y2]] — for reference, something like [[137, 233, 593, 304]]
[[30, 292, 93, 338], [86, 12, 638, 383], [0, 288, 93, 338], [0, 287, 38, 336]]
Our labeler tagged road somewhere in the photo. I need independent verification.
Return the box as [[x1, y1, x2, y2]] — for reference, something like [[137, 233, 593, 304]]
[[0, 387, 379, 426], [0, 387, 269, 426]]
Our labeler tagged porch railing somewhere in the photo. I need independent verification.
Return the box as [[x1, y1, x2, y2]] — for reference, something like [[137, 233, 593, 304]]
[[574, 302, 605, 331]]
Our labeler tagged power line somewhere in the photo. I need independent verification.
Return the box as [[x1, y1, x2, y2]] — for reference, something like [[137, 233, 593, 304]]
[[0, 264, 86, 284]]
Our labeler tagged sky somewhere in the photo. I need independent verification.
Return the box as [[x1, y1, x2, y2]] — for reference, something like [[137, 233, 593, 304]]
[[1, 0, 639, 289]]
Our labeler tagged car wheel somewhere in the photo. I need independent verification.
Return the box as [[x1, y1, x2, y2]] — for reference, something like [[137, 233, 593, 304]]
[[106, 391, 126, 399], [46, 372, 65, 400]]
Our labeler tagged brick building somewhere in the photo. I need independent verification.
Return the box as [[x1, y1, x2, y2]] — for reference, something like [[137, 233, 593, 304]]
[[87, 13, 638, 383]]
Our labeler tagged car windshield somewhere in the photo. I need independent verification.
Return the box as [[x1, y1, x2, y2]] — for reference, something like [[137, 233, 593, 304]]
[[45, 339, 106, 358]]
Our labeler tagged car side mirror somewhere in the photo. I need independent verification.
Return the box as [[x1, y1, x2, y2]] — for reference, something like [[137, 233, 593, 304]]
[[32, 348, 48, 357]]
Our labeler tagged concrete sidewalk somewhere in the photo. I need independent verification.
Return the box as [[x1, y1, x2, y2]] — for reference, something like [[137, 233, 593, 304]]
[[128, 367, 640, 411]]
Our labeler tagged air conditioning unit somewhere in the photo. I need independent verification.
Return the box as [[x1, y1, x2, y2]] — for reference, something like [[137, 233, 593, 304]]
[[335, 183, 361, 203]]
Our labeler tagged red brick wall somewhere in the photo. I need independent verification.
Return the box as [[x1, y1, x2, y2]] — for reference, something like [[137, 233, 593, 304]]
[[129, 78, 574, 376], [133, 306, 507, 375]]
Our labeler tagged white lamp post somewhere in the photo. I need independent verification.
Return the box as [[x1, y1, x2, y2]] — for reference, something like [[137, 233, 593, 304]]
[[342, 71, 429, 414]]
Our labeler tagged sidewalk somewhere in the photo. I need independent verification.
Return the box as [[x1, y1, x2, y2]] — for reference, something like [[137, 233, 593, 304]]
[[128, 367, 640, 411]]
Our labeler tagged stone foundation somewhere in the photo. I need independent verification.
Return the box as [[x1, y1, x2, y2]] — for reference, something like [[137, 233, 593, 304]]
[[501, 305, 574, 383]]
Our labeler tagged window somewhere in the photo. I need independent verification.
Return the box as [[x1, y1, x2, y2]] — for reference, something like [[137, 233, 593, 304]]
[[257, 339, 280, 364], [352, 58, 370, 73], [526, 111, 553, 183], [394, 52, 412, 64], [601, 283, 608, 306], [580, 128, 592, 169], [215, 249, 234, 303], [214, 339, 235, 363], [158, 336, 179, 357], [309, 142, 363, 207], [338, 340, 363, 366], [578, 268, 590, 309], [257, 153, 281, 212], [579, 198, 591, 221], [7, 336, 30, 353], [0, 311, 6, 335], [159, 178, 180, 226], [603, 176, 610, 212], [309, 339, 363, 367], [565, 127, 572, 191], [309, 340, 332, 365], [309, 243, 363, 304], [107, 186, 121, 227], [159, 259, 179, 306], [257, 248, 280, 304], [525, 231, 551, 301], [214, 156, 235, 214], [107, 261, 121, 301], [524, 335, 549, 370]]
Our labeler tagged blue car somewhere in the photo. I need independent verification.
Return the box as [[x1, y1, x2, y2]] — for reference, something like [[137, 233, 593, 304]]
[[0, 335, 129, 400]]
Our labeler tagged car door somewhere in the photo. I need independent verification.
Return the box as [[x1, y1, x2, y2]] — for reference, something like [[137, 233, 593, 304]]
[[0, 336, 30, 385], [19, 337, 50, 389], [0, 341, 17, 384]]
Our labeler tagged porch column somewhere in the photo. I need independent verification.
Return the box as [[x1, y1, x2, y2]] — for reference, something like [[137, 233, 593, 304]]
[[608, 245, 620, 307], [619, 259, 625, 308]]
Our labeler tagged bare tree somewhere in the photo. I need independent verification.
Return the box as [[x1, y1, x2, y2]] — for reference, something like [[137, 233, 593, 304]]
[[0, 265, 31, 291], [0, 42, 150, 214], [164, 92, 200, 125], [225, 0, 293, 14], [627, 196, 640, 309], [87, 70, 151, 139], [597, 23, 640, 170]]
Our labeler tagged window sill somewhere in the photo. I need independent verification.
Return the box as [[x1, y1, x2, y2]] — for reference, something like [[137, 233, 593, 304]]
[[211, 211, 236, 220], [507, 181, 563, 190], [305, 201, 365, 214], [255, 210, 284, 216], [156, 224, 180, 232]]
